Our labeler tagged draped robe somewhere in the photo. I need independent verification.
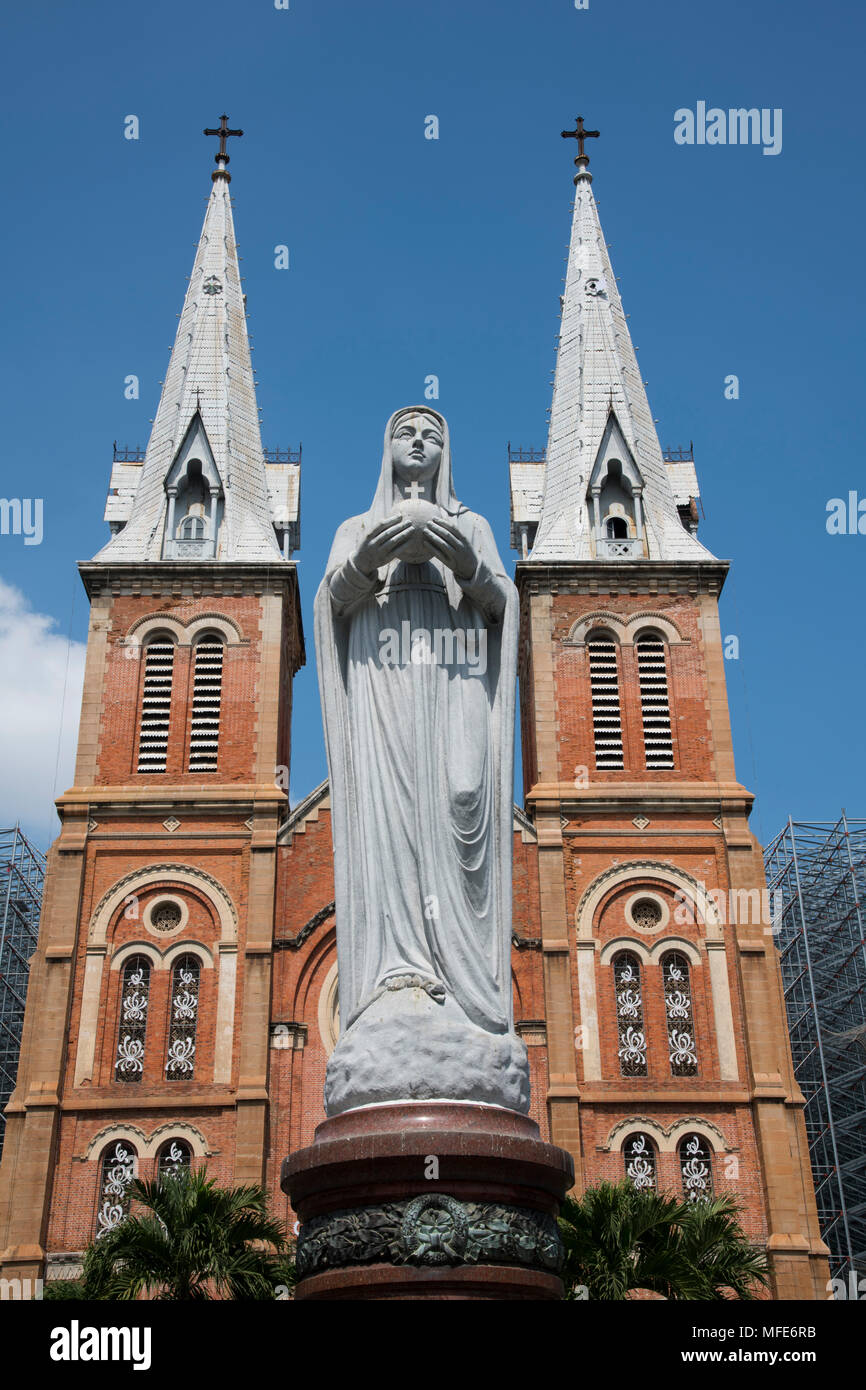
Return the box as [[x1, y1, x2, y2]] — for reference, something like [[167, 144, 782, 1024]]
[[314, 409, 518, 1040]]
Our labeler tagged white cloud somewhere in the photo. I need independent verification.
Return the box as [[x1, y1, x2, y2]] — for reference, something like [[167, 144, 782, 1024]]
[[0, 579, 86, 845]]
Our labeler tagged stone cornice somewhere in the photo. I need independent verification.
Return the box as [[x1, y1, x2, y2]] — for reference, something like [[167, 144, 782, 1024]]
[[78, 559, 301, 599], [514, 559, 730, 597], [527, 780, 755, 813]]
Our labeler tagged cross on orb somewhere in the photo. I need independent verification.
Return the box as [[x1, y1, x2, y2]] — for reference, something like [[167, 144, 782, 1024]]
[[406, 481, 426, 501], [561, 115, 600, 162], [203, 115, 243, 181]]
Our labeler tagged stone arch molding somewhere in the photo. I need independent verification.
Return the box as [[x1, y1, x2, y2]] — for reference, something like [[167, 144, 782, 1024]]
[[599, 935, 703, 968], [76, 865, 238, 1088], [566, 610, 686, 647], [575, 862, 739, 1086], [601, 1115, 733, 1155], [122, 611, 245, 648], [109, 940, 214, 972], [576, 861, 723, 943], [88, 864, 238, 947], [80, 1121, 212, 1162]]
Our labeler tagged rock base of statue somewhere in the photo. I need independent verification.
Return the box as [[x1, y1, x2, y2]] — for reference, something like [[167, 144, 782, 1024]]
[[323, 984, 531, 1115], [281, 1101, 574, 1300]]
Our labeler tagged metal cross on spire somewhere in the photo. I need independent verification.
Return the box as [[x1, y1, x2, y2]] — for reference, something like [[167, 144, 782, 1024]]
[[203, 114, 244, 182], [561, 115, 600, 180]]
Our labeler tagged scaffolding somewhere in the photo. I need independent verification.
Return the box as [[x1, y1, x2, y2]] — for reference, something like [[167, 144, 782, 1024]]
[[764, 814, 866, 1285], [0, 826, 45, 1158]]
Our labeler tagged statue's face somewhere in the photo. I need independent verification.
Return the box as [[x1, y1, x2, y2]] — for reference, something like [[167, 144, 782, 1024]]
[[390, 413, 444, 490]]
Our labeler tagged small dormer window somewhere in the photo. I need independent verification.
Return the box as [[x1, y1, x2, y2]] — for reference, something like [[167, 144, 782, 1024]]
[[163, 415, 223, 559], [606, 516, 629, 540]]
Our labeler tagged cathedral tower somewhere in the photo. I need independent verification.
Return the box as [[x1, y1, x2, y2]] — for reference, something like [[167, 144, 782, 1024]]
[[510, 125, 828, 1299], [0, 124, 303, 1282]]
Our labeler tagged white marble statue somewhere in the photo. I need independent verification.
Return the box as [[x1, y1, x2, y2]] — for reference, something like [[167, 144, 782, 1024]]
[[315, 406, 530, 1113]]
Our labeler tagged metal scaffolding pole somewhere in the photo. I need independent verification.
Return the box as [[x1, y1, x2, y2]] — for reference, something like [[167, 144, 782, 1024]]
[[0, 825, 45, 1158], [764, 814, 866, 1286]]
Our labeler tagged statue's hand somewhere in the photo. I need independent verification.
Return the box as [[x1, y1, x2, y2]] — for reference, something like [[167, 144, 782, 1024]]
[[423, 518, 477, 581], [354, 515, 416, 576]]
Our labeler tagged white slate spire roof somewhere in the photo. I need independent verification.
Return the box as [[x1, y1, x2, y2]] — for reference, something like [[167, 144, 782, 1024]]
[[528, 142, 715, 563], [93, 138, 282, 564]]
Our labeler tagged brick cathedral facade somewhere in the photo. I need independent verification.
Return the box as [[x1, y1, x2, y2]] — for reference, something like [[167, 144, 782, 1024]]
[[0, 134, 828, 1298]]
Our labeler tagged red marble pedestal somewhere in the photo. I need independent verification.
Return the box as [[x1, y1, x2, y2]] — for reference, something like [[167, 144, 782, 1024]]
[[281, 1102, 574, 1300]]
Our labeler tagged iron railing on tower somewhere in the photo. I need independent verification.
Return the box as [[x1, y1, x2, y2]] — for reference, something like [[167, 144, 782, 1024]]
[[764, 814, 866, 1288], [0, 826, 46, 1158]]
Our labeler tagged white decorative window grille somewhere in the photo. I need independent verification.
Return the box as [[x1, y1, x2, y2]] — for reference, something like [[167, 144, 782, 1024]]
[[165, 955, 200, 1080], [679, 1133, 713, 1201], [614, 952, 647, 1077], [114, 956, 150, 1083], [188, 638, 223, 773], [624, 1133, 657, 1192], [137, 640, 174, 773], [158, 1139, 193, 1180], [95, 1141, 135, 1238], [587, 634, 623, 770], [663, 951, 698, 1076], [636, 635, 674, 769]]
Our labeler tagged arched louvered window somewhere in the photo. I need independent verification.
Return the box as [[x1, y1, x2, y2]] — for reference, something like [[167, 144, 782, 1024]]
[[188, 635, 224, 772], [137, 636, 175, 773], [165, 954, 200, 1080], [663, 951, 698, 1077], [636, 633, 674, 769], [679, 1133, 713, 1201], [114, 956, 150, 1083], [614, 951, 647, 1077], [95, 1141, 136, 1239], [587, 632, 623, 770], [157, 1138, 193, 1180], [623, 1133, 657, 1192]]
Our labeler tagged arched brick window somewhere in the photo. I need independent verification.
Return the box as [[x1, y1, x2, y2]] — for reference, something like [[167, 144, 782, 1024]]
[[679, 1133, 713, 1201], [623, 1133, 657, 1192], [188, 634, 224, 772], [157, 1138, 193, 1180], [635, 632, 674, 769], [136, 634, 175, 773], [662, 950, 698, 1077], [114, 956, 150, 1083], [586, 631, 623, 770], [165, 954, 200, 1080], [614, 951, 647, 1077], [95, 1140, 136, 1239]]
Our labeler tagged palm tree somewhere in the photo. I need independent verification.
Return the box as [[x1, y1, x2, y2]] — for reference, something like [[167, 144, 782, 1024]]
[[78, 1166, 295, 1301], [558, 1180, 769, 1301], [671, 1192, 770, 1300]]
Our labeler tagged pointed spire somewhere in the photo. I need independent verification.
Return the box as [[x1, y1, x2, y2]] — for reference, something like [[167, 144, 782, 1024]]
[[528, 122, 714, 563], [94, 119, 283, 563]]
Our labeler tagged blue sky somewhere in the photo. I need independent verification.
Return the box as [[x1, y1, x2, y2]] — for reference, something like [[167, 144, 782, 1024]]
[[1, 0, 863, 848]]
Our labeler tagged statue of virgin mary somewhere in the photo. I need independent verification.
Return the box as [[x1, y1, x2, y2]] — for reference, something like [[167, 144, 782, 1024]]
[[315, 407, 530, 1114]]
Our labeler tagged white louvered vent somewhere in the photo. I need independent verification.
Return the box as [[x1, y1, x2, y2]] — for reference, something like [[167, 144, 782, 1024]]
[[637, 636, 674, 769], [137, 642, 174, 773], [587, 636, 624, 770], [188, 641, 223, 773]]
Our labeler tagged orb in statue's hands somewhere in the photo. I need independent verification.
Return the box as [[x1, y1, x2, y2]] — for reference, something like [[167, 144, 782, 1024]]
[[393, 499, 441, 564]]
